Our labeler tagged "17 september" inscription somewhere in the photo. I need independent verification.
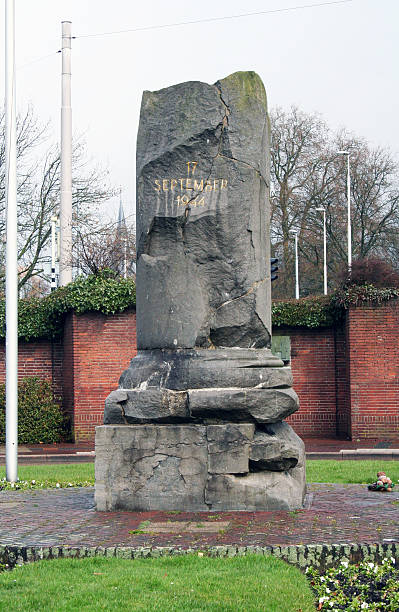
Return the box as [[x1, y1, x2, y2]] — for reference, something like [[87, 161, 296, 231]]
[[153, 161, 228, 206]]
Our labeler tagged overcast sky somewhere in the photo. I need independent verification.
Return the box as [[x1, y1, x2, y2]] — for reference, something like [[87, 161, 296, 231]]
[[0, 0, 398, 225]]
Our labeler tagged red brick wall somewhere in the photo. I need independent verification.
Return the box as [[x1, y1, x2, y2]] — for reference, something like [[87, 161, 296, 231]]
[[284, 327, 340, 438], [65, 311, 137, 441], [0, 338, 63, 396], [3, 301, 399, 443], [347, 301, 399, 440]]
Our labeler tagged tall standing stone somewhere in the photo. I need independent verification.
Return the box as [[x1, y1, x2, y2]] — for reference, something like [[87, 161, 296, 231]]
[[95, 72, 306, 512]]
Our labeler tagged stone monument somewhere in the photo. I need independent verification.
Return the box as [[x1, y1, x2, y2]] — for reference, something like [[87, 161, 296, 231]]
[[95, 71, 306, 512]]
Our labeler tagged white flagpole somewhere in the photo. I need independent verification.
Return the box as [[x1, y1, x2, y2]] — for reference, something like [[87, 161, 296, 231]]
[[59, 20, 73, 285], [5, 0, 18, 483]]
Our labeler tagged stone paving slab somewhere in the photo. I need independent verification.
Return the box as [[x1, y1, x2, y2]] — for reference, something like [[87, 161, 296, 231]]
[[1, 484, 399, 550], [140, 521, 232, 534]]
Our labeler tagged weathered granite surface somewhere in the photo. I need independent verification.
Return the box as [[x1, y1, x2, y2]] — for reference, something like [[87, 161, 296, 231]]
[[95, 425, 305, 512], [118, 349, 291, 390], [135, 71, 271, 351], [97, 71, 305, 512], [104, 378, 298, 425]]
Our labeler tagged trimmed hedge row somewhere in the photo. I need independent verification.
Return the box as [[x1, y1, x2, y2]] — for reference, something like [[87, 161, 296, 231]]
[[271, 295, 342, 329]]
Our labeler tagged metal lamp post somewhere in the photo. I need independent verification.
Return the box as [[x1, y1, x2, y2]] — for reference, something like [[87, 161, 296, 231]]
[[290, 229, 299, 299], [316, 207, 327, 295], [337, 150, 351, 269]]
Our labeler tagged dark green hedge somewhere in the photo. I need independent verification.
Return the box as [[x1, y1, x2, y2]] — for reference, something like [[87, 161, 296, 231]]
[[0, 270, 136, 341], [272, 284, 399, 329], [272, 295, 342, 329], [0, 377, 67, 444]]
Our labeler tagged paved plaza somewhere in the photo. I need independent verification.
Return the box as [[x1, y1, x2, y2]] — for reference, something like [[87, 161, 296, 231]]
[[2, 484, 399, 549]]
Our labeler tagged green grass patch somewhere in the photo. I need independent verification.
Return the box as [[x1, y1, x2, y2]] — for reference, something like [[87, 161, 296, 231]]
[[0, 555, 315, 611], [0, 463, 94, 490], [306, 460, 399, 485], [1, 460, 398, 490]]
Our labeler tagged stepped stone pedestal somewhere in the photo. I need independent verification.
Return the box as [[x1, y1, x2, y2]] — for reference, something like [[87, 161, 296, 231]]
[[95, 71, 306, 512]]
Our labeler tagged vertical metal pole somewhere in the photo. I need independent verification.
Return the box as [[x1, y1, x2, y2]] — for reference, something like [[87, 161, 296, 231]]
[[59, 21, 73, 286], [51, 216, 57, 291], [347, 154, 352, 269], [294, 232, 299, 299], [118, 188, 128, 278], [57, 217, 61, 261], [323, 210, 327, 295], [123, 237, 128, 279], [5, 0, 18, 483]]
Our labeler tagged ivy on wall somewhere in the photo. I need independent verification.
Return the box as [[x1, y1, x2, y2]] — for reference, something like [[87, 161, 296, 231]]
[[0, 270, 136, 342], [0, 273, 398, 341], [272, 295, 341, 329]]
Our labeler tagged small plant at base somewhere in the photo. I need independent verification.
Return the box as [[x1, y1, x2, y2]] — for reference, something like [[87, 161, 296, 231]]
[[0, 477, 93, 491]]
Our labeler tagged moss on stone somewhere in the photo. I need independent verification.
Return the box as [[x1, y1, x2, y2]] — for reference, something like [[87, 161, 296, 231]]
[[219, 71, 267, 112]]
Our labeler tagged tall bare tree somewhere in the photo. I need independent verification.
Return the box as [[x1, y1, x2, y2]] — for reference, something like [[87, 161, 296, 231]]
[[0, 107, 117, 293], [270, 107, 399, 299], [74, 220, 136, 277]]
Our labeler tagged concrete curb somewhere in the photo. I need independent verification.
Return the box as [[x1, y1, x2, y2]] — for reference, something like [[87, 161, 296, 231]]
[[0, 452, 95, 465], [307, 450, 399, 460], [1, 542, 398, 572]]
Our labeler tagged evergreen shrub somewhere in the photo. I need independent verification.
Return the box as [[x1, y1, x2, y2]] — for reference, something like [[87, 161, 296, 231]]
[[0, 377, 67, 444]]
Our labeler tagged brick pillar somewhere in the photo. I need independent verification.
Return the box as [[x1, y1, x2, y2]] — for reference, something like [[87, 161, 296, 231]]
[[63, 310, 137, 441], [285, 328, 338, 437], [347, 300, 399, 440], [335, 319, 351, 438]]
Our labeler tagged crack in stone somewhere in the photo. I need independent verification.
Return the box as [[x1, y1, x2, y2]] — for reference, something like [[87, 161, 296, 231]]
[[217, 153, 269, 187], [212, 81, 269, 186], [213, 82, 231, 119], [119, 403, 128, 425], [132, 453, 170, 494], [215, 278, 267, 311], [247, 227, 255, 250]]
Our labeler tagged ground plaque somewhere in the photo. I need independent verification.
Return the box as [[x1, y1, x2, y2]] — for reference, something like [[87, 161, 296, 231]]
[[95, 71, 305, 512]]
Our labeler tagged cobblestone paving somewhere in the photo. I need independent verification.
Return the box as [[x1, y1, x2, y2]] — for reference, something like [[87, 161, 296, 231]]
[[2, 484, 399, 549]]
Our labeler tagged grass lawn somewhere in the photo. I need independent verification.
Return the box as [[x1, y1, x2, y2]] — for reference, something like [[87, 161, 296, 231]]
[[0, 462, 94, 485], [0, 555, 315, 612], [1, 460, 399, 488], [306, 459, 399, 484]]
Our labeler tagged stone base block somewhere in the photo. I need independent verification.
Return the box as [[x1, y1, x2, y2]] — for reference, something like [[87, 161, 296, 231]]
[[95, 423, 306, 512]]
